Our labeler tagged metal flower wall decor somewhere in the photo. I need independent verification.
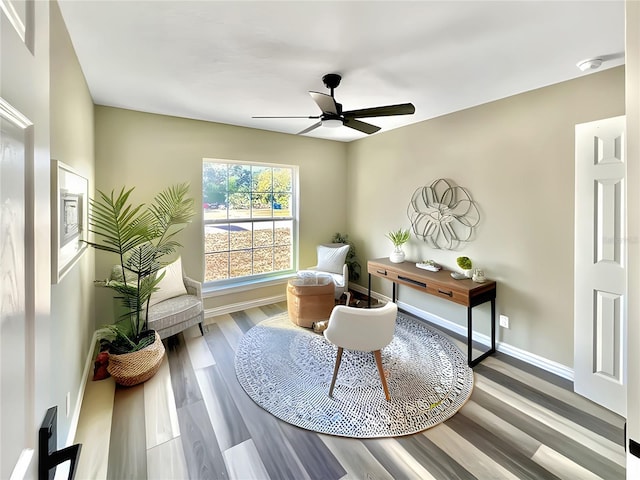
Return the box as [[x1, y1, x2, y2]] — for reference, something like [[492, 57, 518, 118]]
[[407, 178, 480, 250]]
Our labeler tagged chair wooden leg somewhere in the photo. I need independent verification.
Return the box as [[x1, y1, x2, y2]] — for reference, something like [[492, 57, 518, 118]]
[[198, 322, 204, 336], [373, 350, 391, 401], [328, 347, 344, 398]]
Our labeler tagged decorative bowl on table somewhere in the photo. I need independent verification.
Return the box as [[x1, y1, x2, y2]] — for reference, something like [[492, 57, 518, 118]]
[[416, 260, 441, 272]]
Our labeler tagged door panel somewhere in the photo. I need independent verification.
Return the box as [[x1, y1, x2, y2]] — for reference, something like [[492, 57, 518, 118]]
[[1, 0, 42, 477], [575, 115, 626, 416], [0, 101, 31, 479], [594, 290, 621, 379]]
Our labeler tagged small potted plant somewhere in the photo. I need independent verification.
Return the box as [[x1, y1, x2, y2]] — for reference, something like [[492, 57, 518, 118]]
[[456, 256, 473, 278], [386, 228, 411, 263], [332, 232, 361, 281]]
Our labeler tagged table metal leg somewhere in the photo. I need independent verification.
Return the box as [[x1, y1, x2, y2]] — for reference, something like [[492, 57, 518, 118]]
[[467, 306, 473, 367], [468, 299, 497, 367], [367, 273, 372, 308], [491, 298, 496, 352]]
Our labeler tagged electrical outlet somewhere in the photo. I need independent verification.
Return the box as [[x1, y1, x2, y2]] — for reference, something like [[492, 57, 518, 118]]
[[499, 315, 510, 329], [66, 392, 71, 417]]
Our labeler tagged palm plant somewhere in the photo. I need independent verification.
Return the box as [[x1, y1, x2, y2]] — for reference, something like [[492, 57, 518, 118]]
[[87, 183, 195, 353]]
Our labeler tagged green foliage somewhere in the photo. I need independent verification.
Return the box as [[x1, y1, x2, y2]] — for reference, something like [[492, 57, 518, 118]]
[[456, 256, 472, 270], [203, 162, 293, 210], [331, 232, 360, 282], [95, 325, 155, 355], [86, 183, 195, 351], [386, 228, 411, 247]]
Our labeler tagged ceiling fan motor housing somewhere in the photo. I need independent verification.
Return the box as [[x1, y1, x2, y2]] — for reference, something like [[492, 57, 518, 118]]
[[322, 73, 342, 90]]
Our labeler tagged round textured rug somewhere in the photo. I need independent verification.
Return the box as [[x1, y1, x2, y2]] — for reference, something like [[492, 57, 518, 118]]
[[235, 311, 474, 438]]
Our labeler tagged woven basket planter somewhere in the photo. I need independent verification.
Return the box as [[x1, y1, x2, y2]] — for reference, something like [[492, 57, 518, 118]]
[[107, 331, 165, 386]]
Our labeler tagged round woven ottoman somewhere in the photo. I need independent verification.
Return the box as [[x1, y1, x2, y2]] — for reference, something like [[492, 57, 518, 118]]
[[287, 273, 335, 328]]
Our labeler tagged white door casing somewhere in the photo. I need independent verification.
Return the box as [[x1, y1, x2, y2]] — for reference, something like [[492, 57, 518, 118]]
[[574, 115, 627, 417], [2, 0, 50, 478]]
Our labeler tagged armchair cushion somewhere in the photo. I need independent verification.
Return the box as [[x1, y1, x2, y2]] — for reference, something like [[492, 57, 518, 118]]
[[149, 257, 188, 307], [147, 295, 202, 333], [316, 244, 349, 275]]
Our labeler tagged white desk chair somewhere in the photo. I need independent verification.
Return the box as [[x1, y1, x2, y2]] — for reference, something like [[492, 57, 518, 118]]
[[323, 301, 398, 401]]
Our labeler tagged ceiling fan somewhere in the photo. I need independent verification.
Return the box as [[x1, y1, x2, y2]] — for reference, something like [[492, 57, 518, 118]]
[[253, 73, 416, 135]]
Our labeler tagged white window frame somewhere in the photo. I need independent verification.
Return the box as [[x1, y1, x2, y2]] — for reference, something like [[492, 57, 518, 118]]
[[202, 158, 299, 289]]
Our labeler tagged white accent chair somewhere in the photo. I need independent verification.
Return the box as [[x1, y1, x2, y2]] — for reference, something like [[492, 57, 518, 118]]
[[303, 243, 350, 300], [323, 301, 398, 401]]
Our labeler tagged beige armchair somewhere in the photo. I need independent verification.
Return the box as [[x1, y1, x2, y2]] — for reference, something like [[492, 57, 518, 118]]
[[147, 275, 204, 339], [109, 257, 204, 340]]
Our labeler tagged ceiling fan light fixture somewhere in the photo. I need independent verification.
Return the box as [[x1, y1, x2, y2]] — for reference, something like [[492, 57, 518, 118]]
[[321, 118, 342, 128], [576, 58, 603, 72]]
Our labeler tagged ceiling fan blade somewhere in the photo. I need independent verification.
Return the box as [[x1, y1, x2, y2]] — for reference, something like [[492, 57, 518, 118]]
[[253, 115, 320, 119], [343, 103, 415, 118], [297, 121, 323, 135], [343, 118, 381, 134], [309, 92, 338, 115]]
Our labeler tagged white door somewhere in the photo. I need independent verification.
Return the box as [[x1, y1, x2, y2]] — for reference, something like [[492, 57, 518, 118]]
[[574, 116, 626, 416], [1, 1, 48, 478]]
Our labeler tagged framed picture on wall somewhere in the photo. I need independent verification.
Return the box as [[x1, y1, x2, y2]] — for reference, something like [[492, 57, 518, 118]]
[[51, 159, 88, 284]]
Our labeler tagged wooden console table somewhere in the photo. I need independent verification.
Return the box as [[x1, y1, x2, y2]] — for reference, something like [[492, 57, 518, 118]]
[[367, 257, 496, 367]]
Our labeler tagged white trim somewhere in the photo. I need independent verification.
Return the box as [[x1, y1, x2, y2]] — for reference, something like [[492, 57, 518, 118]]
[[203, 275, 291, 298], [205, 294, 286, 318], [9, 448, 33, 480], [0, 0, 26, 43], [350, 283, 574, 381], [0, 97, 32, 128], [65, 331, 98, 447], [629, 452, 640, 479]]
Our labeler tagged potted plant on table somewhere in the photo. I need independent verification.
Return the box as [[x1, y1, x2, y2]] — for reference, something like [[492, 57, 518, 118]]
[[86, 183, 195, 386], [386, 228, 411, 263], [456, 256, 473, 278]]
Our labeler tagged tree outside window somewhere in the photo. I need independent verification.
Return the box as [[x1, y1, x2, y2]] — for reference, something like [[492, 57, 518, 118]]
[[203, 160, 297, 283]]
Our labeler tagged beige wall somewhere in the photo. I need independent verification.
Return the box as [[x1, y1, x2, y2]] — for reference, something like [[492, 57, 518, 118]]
[[347, 67, 625, 368], [93, 107, 348, 324], [49, 1, 96, 444]]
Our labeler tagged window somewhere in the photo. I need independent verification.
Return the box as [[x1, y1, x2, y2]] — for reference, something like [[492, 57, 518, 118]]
[[203, 160, 297, 285]]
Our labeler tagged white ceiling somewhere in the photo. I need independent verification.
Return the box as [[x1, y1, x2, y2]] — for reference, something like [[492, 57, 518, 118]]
[[57, 1, 625, 142]]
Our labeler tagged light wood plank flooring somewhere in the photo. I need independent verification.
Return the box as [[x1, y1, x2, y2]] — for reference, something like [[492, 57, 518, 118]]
[[99, 302, 625, 480]]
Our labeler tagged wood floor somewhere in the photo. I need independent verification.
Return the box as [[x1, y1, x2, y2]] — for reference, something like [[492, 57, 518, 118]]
[[96, 302, 626, 480]]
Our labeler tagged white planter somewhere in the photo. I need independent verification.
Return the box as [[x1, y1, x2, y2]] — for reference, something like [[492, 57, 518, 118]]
[[390, 248, 406, 263]]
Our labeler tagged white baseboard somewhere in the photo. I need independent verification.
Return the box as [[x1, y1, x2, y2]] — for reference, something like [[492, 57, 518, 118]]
[[493, 336, 574, 381], [629, 452, 640, 478], [350, 284, 574, 381], [66, 331, 98, 447]]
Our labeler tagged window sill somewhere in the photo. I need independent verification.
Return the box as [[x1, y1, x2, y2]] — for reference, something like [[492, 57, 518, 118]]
[[203, 273, 296, 298]]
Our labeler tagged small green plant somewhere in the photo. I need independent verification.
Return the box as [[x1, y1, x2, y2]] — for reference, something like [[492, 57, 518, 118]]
[[386, 228, 411, 247], [331, 232, 360, 281], [456, 256, 472, 270]]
